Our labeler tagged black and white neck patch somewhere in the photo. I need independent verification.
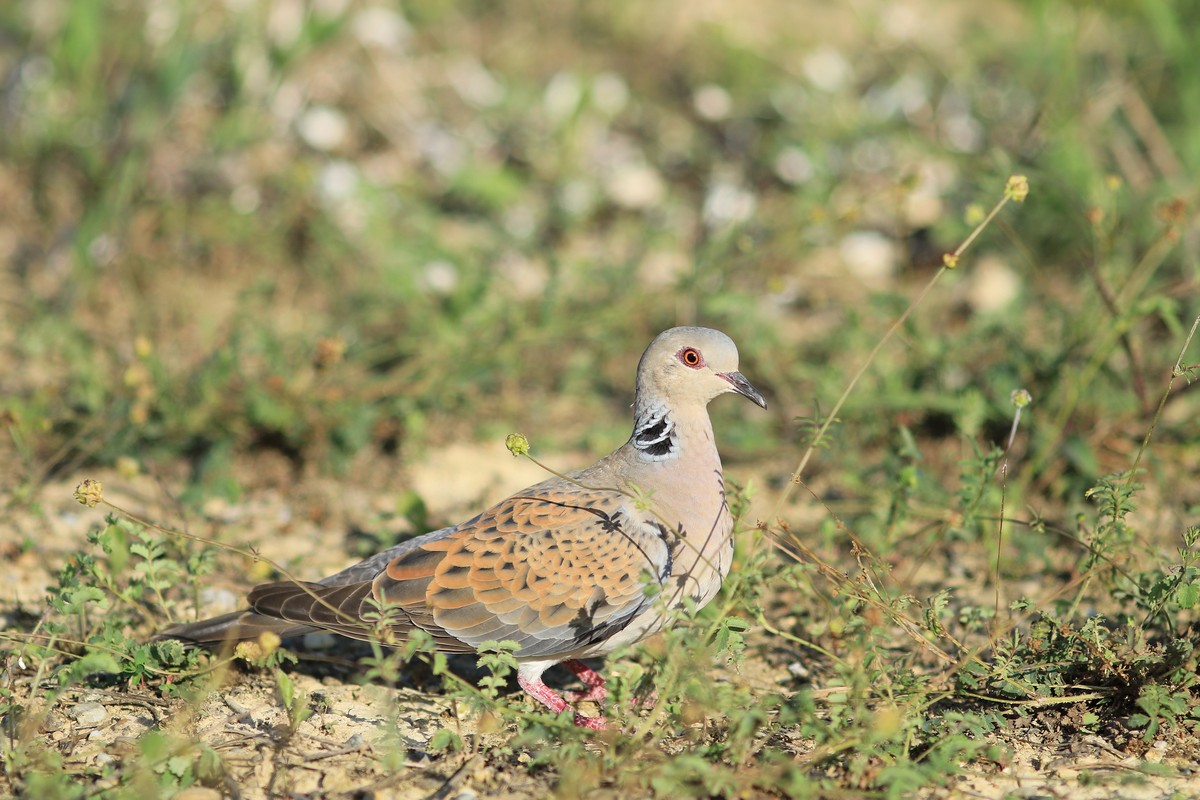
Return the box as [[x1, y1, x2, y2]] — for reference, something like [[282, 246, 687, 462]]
[[632, 406, 677, 460]]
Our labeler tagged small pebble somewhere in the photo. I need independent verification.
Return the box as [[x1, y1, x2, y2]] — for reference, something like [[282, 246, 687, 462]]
[[787, 661, 810, 679], [199, 587, 240, 616], [67, 702, 108, 727]]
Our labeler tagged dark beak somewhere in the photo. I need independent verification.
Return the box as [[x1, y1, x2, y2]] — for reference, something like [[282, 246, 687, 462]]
[[719, 371, 767, 409]]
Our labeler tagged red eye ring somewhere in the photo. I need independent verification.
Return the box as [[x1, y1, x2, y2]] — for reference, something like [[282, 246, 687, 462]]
[[678, 347, 703, 368]]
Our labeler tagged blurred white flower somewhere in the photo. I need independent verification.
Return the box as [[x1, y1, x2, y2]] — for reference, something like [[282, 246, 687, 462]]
[[450, 58, 505, 108], [503, 204, 538, 240], [230, 183, 261, 214], [559, 180, 595, 217], [420, 261, 459, 295], [839, 231, 897, 284], [802, 45, 852, 93], [591, 72, 629, 116], [352, 6, 411, 49], [271, 81, 304, 126], [939, 91, 983, 152], [693, 84, 733, 121], [864, 73, 930, 120], [496, 253, 548, 299], [144, 0, 180, 46], [316, 160, 359, 202], [313, 0, 350, 18], [703, 181, 756, 227], [267, 0, 305, 47], [943, 113, 983, 153], [964, 256, 1021, 313], [774, 147, 815, 185], [605, 163, 665, 209], [545, 71, 583, 123], [88, 234, 118, 267], [415, 122, 466, 177], [297, 105, 350, 151]]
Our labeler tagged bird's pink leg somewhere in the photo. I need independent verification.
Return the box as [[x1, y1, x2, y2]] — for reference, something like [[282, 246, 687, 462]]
[[517, 673, 605, 730], [562, 659, 608, 703], [563, 660, 657, 709]]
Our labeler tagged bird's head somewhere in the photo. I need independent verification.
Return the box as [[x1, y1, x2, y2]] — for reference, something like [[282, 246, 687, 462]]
[[635, 327, 767, 411]]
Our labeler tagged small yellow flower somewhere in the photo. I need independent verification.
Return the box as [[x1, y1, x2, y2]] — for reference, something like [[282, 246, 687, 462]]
[[1010, 389, 1032, 409], [505, 433, 530, 457], [130, 402, 150, 426], [123, 362, 150, 389], [74, 479, 104, 508], [248, 559, 274, 581], [234, 631, 281, 663], [942, 253, 959, 269], [134, 336, 153, 359], [1005, 174, 1029, 203], [234, 640, 263, 662], [257, 631, 281, 655]]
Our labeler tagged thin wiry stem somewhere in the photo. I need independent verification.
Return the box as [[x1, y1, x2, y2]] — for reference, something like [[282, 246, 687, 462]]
[[1125, 313, 1200, 491], [770, 181, 1027, 523]]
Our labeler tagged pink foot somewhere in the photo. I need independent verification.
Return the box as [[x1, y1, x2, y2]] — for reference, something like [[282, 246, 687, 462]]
[[562, 659, 608, 704], [572, 712, 607, 731], [630, 689, 658, 710], [518, 673, 606, 730]]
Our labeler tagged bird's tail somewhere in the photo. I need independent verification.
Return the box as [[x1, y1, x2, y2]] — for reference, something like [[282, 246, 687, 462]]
[[154, 610, 318, 645]]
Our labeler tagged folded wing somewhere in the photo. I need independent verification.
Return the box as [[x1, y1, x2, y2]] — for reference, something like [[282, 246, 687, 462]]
[[246, 487, 674, 657]]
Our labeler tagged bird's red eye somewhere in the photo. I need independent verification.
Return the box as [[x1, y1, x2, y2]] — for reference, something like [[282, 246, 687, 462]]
[[678, 347, 703, 368]]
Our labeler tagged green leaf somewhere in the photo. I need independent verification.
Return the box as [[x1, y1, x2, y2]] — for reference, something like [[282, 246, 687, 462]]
[[195, 747, 224, 783], [66, 651, 121, 680], [166, 755, 192, 778], [429, 727, 463, 753], [276, 669, 296, 709]]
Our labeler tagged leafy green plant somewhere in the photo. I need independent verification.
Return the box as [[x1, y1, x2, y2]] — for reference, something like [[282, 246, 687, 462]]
[[274, 669, 313, 734]]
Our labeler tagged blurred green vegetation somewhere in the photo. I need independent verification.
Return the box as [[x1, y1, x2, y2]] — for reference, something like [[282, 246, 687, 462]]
[[1, 0, 1199, 796], [2, 0, 1195, 502]]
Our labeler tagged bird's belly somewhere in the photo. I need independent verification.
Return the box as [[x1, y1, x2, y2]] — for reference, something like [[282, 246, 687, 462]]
[[568, 608, 669, 658]]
